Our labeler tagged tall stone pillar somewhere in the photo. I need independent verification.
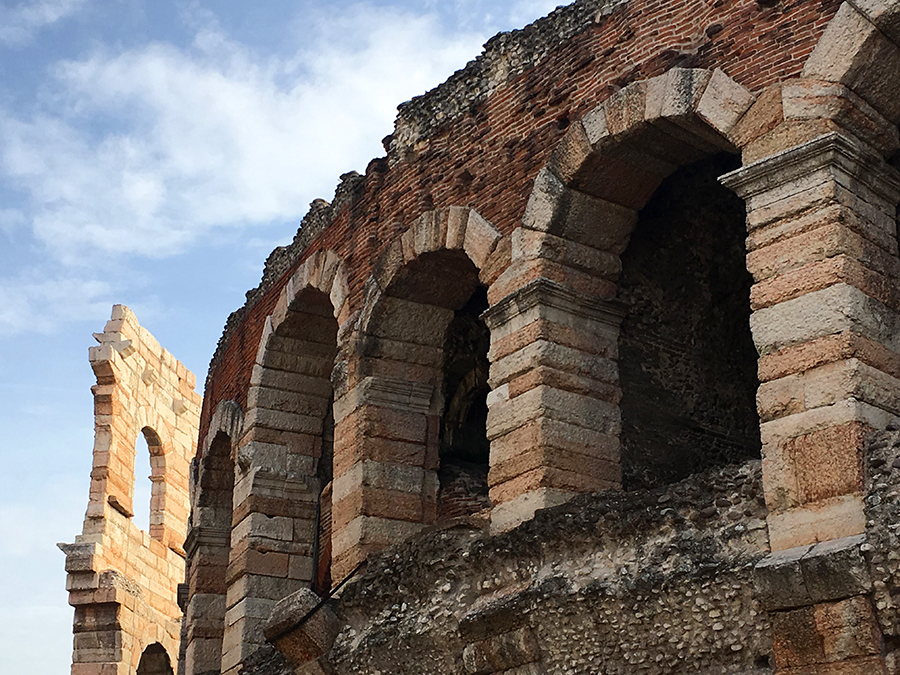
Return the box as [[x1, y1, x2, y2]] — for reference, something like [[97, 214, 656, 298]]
[[483, 246, 627, 532], [330, 374, 440, 580], [722, 132, 900, 552]]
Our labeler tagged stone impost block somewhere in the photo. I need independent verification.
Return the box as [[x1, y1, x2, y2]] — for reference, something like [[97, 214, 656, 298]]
[[755, 535, 871, 611], [332, 376, 435, 424], [484, 277, 625, 344], [264, 588, 340, 665], [721, 132, 900, 224]]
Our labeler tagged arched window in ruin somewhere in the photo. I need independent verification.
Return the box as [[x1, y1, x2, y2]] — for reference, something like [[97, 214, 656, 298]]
[[132, 426, 165, 539], [617, 153, 761, 489], [136, 642, 174, 675]]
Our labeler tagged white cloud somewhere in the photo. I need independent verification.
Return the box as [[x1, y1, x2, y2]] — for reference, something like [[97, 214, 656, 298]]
[[0, 0, 90, 46], [0, 271, 112, 335], [0, 4, 484, 263]]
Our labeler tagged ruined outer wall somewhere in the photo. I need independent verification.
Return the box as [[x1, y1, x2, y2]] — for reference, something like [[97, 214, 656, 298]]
[[199, 0, 841, 443], [262, 461, 773, 675], [61, 306, 201, 675]]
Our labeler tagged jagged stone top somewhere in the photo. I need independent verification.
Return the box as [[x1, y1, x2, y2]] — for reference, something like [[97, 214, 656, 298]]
[[206, 0, 621, 390]]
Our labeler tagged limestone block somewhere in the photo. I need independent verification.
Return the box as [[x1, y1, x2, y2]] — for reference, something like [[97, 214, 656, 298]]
[[696, 68, 756, 142], [511, 227, 621, 279], [546, 120, 591, 185], [521, 168, 637, 254], [644, 67, 711, 121], [331, 459, 432, 503], [485, 385, 621, 440], [411, 210, 447, 259], [757, 375, 806, 422], [803, 358, 900, 415], [754, 544, 815, 611], [264, 587, 340, 664], [767, 494, 866, 551], [803, 2, 900, 123], [490, 487, 573, 533], [366, 296, 453, 346], [749, 284, 900, 356], [489, 339, 617, 389], [781, 79, 899, 157], [802, 534, 872, 604], [250, 364, 333, 397], [333, 376, 435, 424], [331, 515, 424, 561]]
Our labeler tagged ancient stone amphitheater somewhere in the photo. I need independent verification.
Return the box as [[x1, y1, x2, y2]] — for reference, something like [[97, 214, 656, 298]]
[[61, 0, 900, 673]]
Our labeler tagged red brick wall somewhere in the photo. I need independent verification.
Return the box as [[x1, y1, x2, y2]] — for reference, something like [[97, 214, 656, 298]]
[[199, 0, 841, 443]]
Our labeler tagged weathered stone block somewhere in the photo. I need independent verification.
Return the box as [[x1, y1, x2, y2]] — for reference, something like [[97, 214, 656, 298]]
[[265, 587, 340, 665]]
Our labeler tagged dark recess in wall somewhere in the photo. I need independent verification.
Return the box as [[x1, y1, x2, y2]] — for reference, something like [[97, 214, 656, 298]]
[[618, 153, 761, 490]]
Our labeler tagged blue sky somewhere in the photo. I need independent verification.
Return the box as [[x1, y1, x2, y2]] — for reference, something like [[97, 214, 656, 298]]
[[0, 0, 562, 671]]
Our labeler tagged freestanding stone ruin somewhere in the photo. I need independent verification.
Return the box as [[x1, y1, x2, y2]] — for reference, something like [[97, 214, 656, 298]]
[[64, 0, 900, 672], [61, 306, 201, 675]]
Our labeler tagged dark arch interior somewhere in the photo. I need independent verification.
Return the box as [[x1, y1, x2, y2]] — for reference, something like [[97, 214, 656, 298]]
[[136, 643, 173, 675], [617, 153, 761, 490], [438, 286, 492, 521]]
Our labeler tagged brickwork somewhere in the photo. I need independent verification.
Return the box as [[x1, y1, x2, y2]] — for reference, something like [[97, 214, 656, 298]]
[[184, 1, 900, 674], [61, 306, 201, 675]]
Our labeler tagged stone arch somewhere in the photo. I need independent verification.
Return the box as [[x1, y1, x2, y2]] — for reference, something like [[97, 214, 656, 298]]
[[220, 250, 349, 672], [183, 400, 241, 675], [482, 67, 758, 531], [331, 207, 503, 578]]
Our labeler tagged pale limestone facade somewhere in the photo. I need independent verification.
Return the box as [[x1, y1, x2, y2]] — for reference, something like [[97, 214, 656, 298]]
[[61, 305, 201, 675]]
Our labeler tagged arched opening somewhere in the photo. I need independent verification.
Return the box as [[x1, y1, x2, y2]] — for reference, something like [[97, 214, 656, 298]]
[[136, 643, 173, 675], [133, 433, 152, 531], [184, 430, 234, 675], [371, 249, 493, 524], [438, 285, 492, 521], [133, 427, 164, 538], [617, 153, 761, 489]]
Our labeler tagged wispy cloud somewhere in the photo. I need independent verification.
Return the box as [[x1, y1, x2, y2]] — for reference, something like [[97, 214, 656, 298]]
[[1, 5, 483, 262], [0, 270, 112, 335], [0, 0, 90, 46], [0, 3, 486, 334]]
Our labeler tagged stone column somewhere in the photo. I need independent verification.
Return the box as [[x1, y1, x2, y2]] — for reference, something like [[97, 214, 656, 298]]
[[722, 131, 900, 551], [483, 276, 626, 532]]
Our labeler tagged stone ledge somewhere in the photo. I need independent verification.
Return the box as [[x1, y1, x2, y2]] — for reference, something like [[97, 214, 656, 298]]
[[754, 533, 871, 611]]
